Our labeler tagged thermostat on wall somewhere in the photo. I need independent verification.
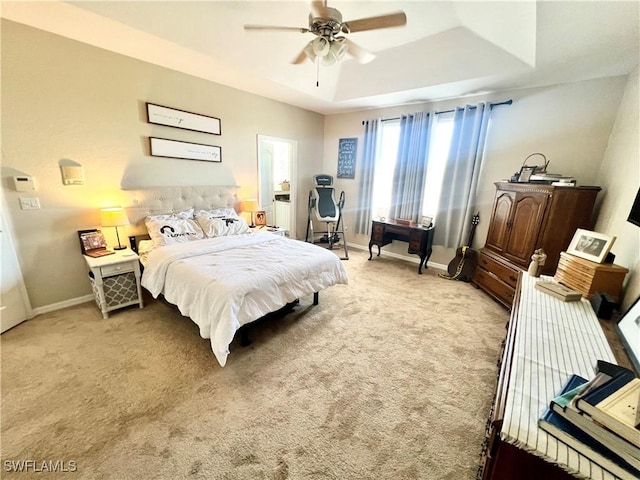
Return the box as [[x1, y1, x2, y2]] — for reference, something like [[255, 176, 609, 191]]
[[13, 175, 36, 192]]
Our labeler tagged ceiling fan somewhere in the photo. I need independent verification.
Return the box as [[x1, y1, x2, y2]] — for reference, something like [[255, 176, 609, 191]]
[[244, 1, 407, 66]]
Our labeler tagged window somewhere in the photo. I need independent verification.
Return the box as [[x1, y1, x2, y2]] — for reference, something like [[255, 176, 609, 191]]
[[371, 112, 455, 222], [422, 112, 454, 217], [370, 120, 400, 220]]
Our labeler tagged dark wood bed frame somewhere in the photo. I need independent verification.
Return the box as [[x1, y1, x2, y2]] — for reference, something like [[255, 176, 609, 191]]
[[128, 234, 319, 347]]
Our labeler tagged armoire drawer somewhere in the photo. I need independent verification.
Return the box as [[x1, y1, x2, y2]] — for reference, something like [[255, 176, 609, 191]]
[[474, 267, 516, 308], [478, 251, 520, 288]]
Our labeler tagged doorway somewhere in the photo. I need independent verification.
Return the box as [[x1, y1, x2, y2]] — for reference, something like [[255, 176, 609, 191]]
[[1, 197, 33, 333], [257, 135, 297, 237]]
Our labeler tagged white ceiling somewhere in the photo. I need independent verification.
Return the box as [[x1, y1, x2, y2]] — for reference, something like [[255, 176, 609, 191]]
[[2, 1, 639, 114]]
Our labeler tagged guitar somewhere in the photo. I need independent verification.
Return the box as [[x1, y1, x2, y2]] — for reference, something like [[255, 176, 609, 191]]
[[444, 213, 480, 282]]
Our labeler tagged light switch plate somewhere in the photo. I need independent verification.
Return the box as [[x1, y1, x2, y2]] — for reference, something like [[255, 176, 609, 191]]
[[19, 197, 40, 210]]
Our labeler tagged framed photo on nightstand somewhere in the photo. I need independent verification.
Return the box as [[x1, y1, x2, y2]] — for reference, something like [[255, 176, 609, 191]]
[[255, 211, 267, 226], [78, 229, 114, 258]]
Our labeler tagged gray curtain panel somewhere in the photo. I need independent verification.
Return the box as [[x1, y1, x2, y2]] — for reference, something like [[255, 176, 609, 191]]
[[355, 119, 381, 235], [435, 103, 492, 248], [390, 112, 432, 222]]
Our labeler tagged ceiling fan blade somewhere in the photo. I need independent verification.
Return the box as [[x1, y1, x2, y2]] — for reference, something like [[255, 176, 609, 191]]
[[342, 11, 406, 33], [244, 24, 309, 33], [343, 38, 375, 64], [292, 48, 311, 65]]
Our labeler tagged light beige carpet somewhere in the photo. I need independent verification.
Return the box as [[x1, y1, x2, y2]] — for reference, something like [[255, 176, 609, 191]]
[[1, 248, 508, 479]]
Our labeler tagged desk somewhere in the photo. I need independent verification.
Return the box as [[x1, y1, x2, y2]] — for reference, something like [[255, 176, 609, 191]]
[[368, 220, 435, 274]]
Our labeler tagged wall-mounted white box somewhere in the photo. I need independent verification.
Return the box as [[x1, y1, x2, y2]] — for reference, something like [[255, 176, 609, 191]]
[[60, 165, 84, 185], [13, 176, 36, 192]]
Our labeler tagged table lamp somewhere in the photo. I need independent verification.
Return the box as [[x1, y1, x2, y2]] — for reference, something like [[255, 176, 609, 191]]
[[243, 199, 259, 227], [100, 207, 129, 250]]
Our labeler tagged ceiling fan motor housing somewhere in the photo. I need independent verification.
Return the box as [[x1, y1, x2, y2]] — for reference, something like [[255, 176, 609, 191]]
[[308, 7, 343, 38]]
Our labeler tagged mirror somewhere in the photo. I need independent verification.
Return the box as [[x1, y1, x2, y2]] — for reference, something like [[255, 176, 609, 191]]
[[257, 135, 297, 237]]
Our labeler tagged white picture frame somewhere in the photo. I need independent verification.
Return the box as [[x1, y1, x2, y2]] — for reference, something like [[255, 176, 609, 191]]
[[566, 228, 616, 264], [420, 216, 433, 227], [616, 296, 640, 374], [146, 103, 221, 135], [150, 137, 221, 163]]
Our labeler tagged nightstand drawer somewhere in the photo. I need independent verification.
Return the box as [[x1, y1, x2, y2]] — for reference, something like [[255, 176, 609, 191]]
[[101, 262, 134, 277]]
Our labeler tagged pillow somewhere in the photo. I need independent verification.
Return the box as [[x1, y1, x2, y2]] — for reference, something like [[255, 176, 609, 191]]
[[146, 208, 194, 221], [145, 217, 205, 246], [194, 208, 239, 219], [195, 213, 250, 237]]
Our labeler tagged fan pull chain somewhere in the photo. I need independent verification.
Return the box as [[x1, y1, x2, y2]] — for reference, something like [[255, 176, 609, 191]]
[[316, 58, 320, 87]]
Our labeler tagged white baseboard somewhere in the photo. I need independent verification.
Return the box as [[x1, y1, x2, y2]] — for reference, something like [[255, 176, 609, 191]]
[[32, 294, 94, 317], [348, 242, 447, 271]]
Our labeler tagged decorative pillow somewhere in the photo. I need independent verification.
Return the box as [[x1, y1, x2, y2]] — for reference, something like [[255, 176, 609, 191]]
[[194, 208, 239, 219], [195, 213, 250, 237], [146, 208, 194, 221], [145, 217, 205, 246]]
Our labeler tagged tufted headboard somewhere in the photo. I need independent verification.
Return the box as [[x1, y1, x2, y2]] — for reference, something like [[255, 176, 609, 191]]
[[122, 185, 240, 234]]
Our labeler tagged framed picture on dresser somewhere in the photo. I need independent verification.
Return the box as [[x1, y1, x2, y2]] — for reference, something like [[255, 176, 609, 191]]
[[566, 228, 616, 264], [616, 296, 640, 374]]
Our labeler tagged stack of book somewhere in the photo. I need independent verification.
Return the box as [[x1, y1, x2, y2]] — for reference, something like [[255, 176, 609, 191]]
[[538, 361, 640, 479]]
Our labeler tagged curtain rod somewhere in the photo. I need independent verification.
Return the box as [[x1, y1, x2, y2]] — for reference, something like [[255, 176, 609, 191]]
[[363, 99, 513, 124]]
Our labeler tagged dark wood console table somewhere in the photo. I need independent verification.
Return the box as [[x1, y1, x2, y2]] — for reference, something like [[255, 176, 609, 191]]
[[368, 220, 435, 274], [480, 273, 622, 480]]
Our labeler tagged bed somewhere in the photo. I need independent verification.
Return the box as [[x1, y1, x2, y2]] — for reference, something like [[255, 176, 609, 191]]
[[123, 186, 348, 366]]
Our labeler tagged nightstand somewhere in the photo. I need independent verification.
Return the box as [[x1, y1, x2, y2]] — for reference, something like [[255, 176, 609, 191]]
[[84, 250, 143, 319], [254, 226, 286, 237]]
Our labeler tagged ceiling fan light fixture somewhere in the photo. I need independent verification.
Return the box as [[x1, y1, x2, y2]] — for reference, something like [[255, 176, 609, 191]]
[[311, 36, 330, 57], [321, 38, 347, 66], [330, 38, 347, 59]]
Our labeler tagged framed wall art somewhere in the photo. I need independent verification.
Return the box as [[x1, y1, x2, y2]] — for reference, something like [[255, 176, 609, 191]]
[[615, 296, 640, 374], [150, 137, 221, 163], [146, 103, 221, 135], [337, 137, 357, 179], [566, 228, 616, 264]]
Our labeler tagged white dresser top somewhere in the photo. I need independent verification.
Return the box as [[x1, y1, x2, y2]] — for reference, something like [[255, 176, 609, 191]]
[[500, 274, 620, 480]]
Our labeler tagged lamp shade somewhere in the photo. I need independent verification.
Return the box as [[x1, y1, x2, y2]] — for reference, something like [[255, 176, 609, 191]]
[[100, 207, 129, 227], [243, 199, 259, 212]]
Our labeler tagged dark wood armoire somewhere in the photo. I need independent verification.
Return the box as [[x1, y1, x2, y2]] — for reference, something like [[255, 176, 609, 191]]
[[473, 182, 601, 308]]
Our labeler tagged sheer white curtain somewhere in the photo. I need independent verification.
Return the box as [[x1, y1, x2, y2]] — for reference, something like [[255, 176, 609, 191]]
[[390, 112, 432, 222], [434, 103, 493, 248], [355, 119, 381, 235]]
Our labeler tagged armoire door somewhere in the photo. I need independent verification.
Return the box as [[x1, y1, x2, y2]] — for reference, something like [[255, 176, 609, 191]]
[[503, 192, 549, 266], [485, 190, 515, 254]]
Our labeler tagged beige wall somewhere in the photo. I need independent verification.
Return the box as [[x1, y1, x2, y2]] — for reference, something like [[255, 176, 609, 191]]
[[594, 67, 640, 311], [1, 20, 324, 309], [323, 76, 629, 270], [3, 19, 638, 312]]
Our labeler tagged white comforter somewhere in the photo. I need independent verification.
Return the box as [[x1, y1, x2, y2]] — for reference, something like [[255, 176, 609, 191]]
[[142, 232, 348, 366]]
